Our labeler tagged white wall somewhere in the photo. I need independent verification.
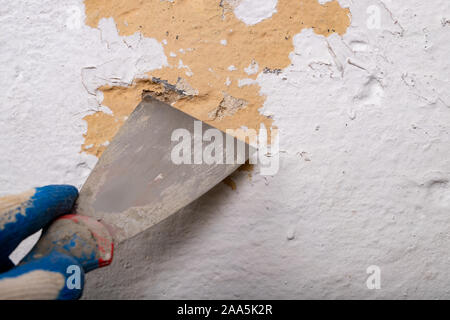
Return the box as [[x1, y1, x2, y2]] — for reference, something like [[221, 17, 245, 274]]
[[1, 0, 450, 299]]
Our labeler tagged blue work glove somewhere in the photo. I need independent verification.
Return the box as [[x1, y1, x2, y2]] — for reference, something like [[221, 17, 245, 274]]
[[0, 185, 84, 300]]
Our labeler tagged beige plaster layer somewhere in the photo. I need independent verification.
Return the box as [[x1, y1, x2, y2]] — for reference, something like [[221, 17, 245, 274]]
[[83, 0, 350, 156]]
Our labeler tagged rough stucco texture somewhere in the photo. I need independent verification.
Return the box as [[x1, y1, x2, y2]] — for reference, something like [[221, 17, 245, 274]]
[[1, 0, 450, 299]]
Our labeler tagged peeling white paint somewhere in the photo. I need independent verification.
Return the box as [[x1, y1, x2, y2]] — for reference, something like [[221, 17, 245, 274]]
[[244, 60, 259, 75], [233, 0, 278, 25], [238, 78, 257, 87]]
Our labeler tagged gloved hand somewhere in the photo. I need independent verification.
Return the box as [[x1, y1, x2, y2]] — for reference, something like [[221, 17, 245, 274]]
[[0, 185, 84, 300]]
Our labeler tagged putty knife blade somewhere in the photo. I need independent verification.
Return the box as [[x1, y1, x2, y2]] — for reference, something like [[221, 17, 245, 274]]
[[76, 95, 255, 243]]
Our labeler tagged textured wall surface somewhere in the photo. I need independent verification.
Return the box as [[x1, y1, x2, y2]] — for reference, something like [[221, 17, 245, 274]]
[[1, 0, 450, 299]]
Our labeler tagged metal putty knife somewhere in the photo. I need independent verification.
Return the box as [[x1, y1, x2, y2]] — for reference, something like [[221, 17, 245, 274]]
[[25, 95, 254, 272]]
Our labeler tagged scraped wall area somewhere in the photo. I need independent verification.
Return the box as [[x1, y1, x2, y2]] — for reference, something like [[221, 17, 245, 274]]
[[81, 0, 350, 156], [1, 0, 450, 299]]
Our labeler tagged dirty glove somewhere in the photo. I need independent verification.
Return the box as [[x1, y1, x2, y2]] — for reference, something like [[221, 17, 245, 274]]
[[0, 185, 84, 300]]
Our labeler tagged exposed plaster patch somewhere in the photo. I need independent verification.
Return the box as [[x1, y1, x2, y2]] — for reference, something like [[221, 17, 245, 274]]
[[83, 0, 351, 156]]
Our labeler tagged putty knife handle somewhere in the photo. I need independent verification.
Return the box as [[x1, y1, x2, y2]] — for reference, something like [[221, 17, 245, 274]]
[[23, 214, 114, 273]]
